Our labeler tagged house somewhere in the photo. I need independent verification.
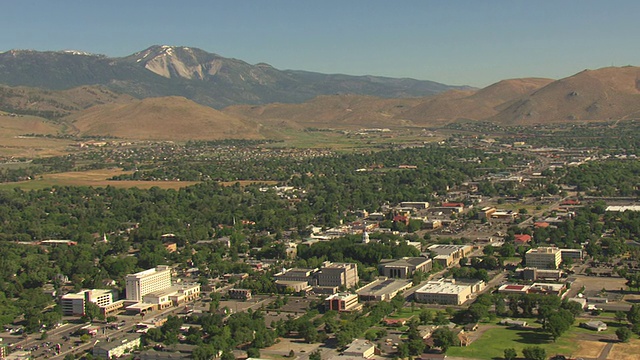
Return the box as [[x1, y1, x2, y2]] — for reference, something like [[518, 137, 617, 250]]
[[499, 318, 528, 328], [514, 234, 532, 246], [580, 321, 607, 331]]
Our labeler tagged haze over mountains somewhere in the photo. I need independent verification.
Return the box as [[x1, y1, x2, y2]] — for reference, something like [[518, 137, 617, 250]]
[[1, 45, 640, 140]]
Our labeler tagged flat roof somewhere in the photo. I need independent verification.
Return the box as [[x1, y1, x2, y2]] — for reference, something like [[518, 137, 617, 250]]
[[356, 278, 412, 296], [415, 280, 472, 295]]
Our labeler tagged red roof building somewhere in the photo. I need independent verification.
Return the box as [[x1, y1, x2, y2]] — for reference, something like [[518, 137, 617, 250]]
[[442, 202, 465, 209], [514, 234, 532, 245]]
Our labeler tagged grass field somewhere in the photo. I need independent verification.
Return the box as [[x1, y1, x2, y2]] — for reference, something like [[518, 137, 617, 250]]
[[0, 168, 280, 190], [446, 321, 618, 360], [0, 168, 200, 190]]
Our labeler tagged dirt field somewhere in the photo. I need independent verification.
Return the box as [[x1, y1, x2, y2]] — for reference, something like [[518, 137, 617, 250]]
[[573, 340, 608, 358], [607, 340, 640, 360], [261, 337, 321, 358]]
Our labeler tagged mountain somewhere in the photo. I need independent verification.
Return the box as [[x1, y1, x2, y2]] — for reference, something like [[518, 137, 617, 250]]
[[399, 78, 554, 126], [490, 66, 640, 124], [66, 96, 262, 140], [0, 46, 469, 109], [224, 78, 555, 128]]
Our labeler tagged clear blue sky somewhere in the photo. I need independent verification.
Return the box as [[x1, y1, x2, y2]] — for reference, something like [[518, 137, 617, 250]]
[[2, 0, 639, 87]]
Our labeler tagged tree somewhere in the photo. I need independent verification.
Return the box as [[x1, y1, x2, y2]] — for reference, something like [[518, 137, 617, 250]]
[[522, 346, 546, 360], [616, 310, 627, 324], [247, 348, 260, 358], [309, 350, 321, 360], [83, 301, 104, 322], [503, 347, 517, 360], [432, 327, 456, 353], [616, 327, 632, 343], [628, 304, 640, 324], [545, 309, 574, 341]]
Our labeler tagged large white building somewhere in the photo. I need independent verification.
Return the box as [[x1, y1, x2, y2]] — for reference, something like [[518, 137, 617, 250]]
[[126, 266, 172, 301], [60, 289, 116, 316], [414, 278, 485, 305], [526, 247, 562, 269]]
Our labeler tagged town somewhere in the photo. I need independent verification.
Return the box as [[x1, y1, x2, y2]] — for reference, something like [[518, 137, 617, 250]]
[[0, 121, 639, 360]]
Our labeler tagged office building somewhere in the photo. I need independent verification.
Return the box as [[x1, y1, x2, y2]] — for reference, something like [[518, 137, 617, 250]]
[[525, 247, 562, 269], [318, 262, 359, 288], [126, 265, 172, 301]]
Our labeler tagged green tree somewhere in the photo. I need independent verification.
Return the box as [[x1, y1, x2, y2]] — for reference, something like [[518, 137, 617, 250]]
[[432, 327, 456, 353], [522, 346, 546, 360], [503, 347, 517, 360], [616, 310, 627, 324], [247, 348, 260, 358], [616, 327, 632, 342], [83, 301, 104, 322]]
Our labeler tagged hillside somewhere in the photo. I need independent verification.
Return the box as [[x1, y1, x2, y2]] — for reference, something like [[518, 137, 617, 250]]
[[66, 96, 263, 140], [224, 94, 423, 129], [490, 66, 640, 124], [0, 46, 468, 109], [0, 84, 135, 119]]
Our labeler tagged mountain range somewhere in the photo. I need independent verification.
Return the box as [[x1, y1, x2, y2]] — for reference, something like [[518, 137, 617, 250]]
[[1, 46, 640, 140], [0, 46, 465, 109]]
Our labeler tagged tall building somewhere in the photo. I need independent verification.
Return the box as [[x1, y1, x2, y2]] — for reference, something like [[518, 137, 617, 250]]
[[526, 247, 562, 269], [318, 262, 359, 288], [126, 265, 172, 301], [60, 289, 116, 316]]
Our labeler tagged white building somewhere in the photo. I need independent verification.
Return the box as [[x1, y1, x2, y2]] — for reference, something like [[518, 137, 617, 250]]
[[525, 247, 562, 269], [60, 289, 116, 316], [414, 278, 485, 305], [93, 335, 141, 359], [126, 265, 172, 301]]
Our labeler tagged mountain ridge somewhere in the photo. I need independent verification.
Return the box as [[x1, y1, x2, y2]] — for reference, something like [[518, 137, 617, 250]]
[[0, 45, 470, 109]]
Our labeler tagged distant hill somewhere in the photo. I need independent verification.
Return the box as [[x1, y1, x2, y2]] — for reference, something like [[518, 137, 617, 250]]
[[0, 84, 135, 119], [0, 46, 469, 109], [489, 66, 640, 124], [66, 96, 263, 140]]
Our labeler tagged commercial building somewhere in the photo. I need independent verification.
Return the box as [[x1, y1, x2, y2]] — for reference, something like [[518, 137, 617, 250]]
[[93, 335, 141, 359], [318, 262, 359, 288], [324, 293, 362, 312], [414, 279, 485, 305], [273, 268, 318, 286], [228, 288, 252, 301], [342, 339, 375, 359], [61, 289, 117, 316], [141, 283, 200, 309], [525, 247, 562, 269], [560, 248, 584, 262], [428, 244, 473, 267], [378, 257, 432, 278], [356, 277, 413, 301], [126, 265, 172, 301], [399, 202, 430, 210]]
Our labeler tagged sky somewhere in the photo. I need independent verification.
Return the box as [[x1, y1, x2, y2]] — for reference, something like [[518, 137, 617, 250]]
[[2, 0, 639, 87]]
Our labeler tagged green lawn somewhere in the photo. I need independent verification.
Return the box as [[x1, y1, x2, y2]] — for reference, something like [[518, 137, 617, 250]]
[[386, 307, 424, 319], [446, 321, 613, 360]]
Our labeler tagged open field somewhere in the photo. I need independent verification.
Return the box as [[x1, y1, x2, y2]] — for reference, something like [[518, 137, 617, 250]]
[[608, 340, 640, 360], [0, 168, 200, 190], [446, 321, 618, 360]]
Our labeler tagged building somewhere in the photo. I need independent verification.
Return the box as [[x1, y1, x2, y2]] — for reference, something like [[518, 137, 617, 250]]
[[61, 289, 116, 316], [560, 248, 583, 262], [378, 257, 432, 278], [126, 266, 172, 301], [581, 321, 607, 331], [141, 283, 200, 309], [324, 293, 362, 312], [428, 244, 473, 267], [342, 339, 375, 359], [93, 335, 141, 359], [525, 247, 562, 269], [318, 262, 359, 288], [478, 207, 496, 220], [273, 268, 318, 286], [228, 288, 252, 301], [414, 279, 485, 305], [521, 267, 563, 281], [497, 284, 531, 295], [514, 234, 532, 246], [399, 202, 430, 210], [356, 277, 413, 301]]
